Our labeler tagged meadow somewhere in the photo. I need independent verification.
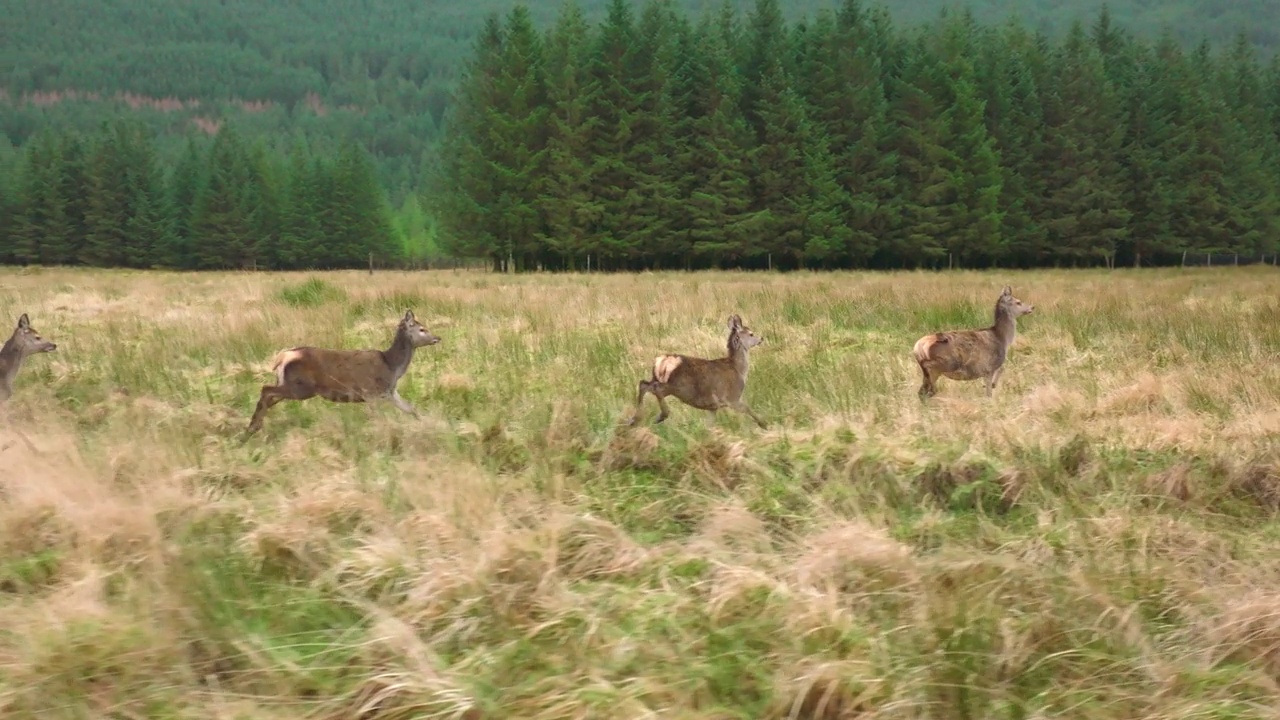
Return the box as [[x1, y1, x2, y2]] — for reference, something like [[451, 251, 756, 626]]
[[2, 265, 1280, 719]]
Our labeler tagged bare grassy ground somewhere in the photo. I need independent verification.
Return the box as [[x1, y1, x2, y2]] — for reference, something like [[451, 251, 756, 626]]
[[2, 265, 1280, 719]]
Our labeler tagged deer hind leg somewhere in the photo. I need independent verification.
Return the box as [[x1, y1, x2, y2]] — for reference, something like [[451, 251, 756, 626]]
[[245, 385, 286, 436], [652, 387, 674, 425], [245, 380, 315, 437], [629, 380, 652, 426], [917, 362, 938, 400]]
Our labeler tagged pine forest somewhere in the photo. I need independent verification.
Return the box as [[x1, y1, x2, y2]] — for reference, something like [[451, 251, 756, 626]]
[[3, 0, 1280, 271]]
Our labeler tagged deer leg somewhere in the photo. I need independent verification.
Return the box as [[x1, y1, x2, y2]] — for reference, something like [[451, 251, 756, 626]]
[[391, 390, 420, 418], [984, 371, 999, 398], [654, 391, 674, 425], [917, 362, 937, 400], [245, 385, 288, 437], [245, 380, 315, 438], [732, 401, 768, 429], [991, 366, 1005, 392], [629, 380, 651, 426]]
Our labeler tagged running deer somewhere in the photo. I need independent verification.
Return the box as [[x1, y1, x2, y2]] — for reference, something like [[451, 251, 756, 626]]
[[243, 310, 441, 437], [912, 285, 1034, 400], [0, 313, 58, 406], [629, 313, 768, 428]]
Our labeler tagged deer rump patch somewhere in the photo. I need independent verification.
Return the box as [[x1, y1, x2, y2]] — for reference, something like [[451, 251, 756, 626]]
[[912, 334, 949, 362], [271, 348, 306, 385], [652, 355, 684, 384]]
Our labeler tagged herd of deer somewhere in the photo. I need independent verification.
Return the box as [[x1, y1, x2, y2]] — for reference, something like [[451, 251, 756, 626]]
[[0, 285, 1034, 441]]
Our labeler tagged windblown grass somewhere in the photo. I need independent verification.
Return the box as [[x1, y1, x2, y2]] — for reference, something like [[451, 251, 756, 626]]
[[2, 265, 1279, 719]]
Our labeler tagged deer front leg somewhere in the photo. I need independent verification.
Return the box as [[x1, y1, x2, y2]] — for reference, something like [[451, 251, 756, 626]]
[[391, 391, 420, 418], [732, 400, 767, 429]]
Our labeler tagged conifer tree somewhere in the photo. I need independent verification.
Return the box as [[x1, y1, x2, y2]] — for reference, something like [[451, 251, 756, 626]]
[[190, 125, 257, 269], [82, 123, 134, 267], [582, 0, 642, 267], [667, 13, 753, 267], [536, 0, 596, 269], [1040, 22, 1130, 266], [278, 140, 321, 269], [432, 14, 507, 265], [13, 130, 73, 265], [167, 136, 207, 269], [746, 59, 851, 268], [882, 44, 951, 267]]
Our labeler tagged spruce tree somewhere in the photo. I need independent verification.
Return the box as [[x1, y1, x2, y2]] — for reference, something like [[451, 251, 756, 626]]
[[582, 0, 642, 266], [667, 13, 753, 267], [82, 123, 133, 267], [432, 14, 507, 265], [1040, 22, 1130, 266], [14, 130, 73, 266], [190, 125, 256, 269], [536, 0, 596, 269], [167, 136, 207, 269], [882, 44, 951, 267]]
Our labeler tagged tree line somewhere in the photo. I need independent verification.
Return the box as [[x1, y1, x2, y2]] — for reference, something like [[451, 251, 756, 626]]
[[433, 0, 1280, 271], [0, 122, 403, 270]]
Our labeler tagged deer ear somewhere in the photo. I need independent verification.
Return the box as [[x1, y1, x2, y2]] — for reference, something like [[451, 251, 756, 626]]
[[403, 310, 415, 323], [1001, 286, 1012, 297], [728, 314, 742, 330], [16, 313, 29, 329]]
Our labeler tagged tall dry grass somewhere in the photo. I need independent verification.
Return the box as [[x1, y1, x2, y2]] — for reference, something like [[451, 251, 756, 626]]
[[1, 265, 1279, 719]]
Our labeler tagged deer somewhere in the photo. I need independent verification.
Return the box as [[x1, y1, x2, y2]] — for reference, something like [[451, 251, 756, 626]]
[[243, 309, 441, 438], [912, 285, 1034, 400], [628, 313, 768, 429], [0, 313, 57, 454], [0, 313, 58, 406]]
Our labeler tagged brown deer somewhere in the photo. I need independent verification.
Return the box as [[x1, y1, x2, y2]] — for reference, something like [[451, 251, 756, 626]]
[[0, 313, 58, 406], [243, 310, 441, 438], [629, 313, 768, 428], [912, 285, 1034, 400]]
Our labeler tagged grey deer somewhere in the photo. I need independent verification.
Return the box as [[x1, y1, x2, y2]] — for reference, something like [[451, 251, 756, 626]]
[[244, 310, 441, 437], [629, 313, 767, 428], [912, 285, 1034, 399], [0, 313, 58, 406]]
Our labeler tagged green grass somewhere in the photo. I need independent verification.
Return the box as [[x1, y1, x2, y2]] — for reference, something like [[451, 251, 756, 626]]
[[1, 265, 1279, 719]]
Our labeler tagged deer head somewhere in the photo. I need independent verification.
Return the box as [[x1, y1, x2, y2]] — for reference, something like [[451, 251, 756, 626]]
[[400, 310, 441, 348], [728, 314, 764, 350], [998, 286, 1034, 318], [9, 314, 57, 356]]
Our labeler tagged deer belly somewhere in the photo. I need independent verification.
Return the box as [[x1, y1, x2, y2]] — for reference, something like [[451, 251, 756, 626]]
[[318, 387, 370, 403]]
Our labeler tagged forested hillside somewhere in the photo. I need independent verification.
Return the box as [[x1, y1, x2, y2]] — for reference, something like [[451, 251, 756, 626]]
[[2, 0, 1275, 195], [2, 0, 1278, 271]]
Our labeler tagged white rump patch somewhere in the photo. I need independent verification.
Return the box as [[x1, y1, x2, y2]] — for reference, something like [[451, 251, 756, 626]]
[[653, 355, 683, 384], [272, 349, 305, 385]]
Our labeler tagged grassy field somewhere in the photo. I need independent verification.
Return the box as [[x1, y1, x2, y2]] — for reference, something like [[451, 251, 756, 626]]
[[2, 265, 1279, 719]]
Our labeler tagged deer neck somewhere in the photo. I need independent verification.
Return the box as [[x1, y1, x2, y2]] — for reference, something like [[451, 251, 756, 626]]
[[382, 330, 417, 382], [0, 336, 24, 388], [726, 334, 750, 379], [991, 304, 1017, 351]]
